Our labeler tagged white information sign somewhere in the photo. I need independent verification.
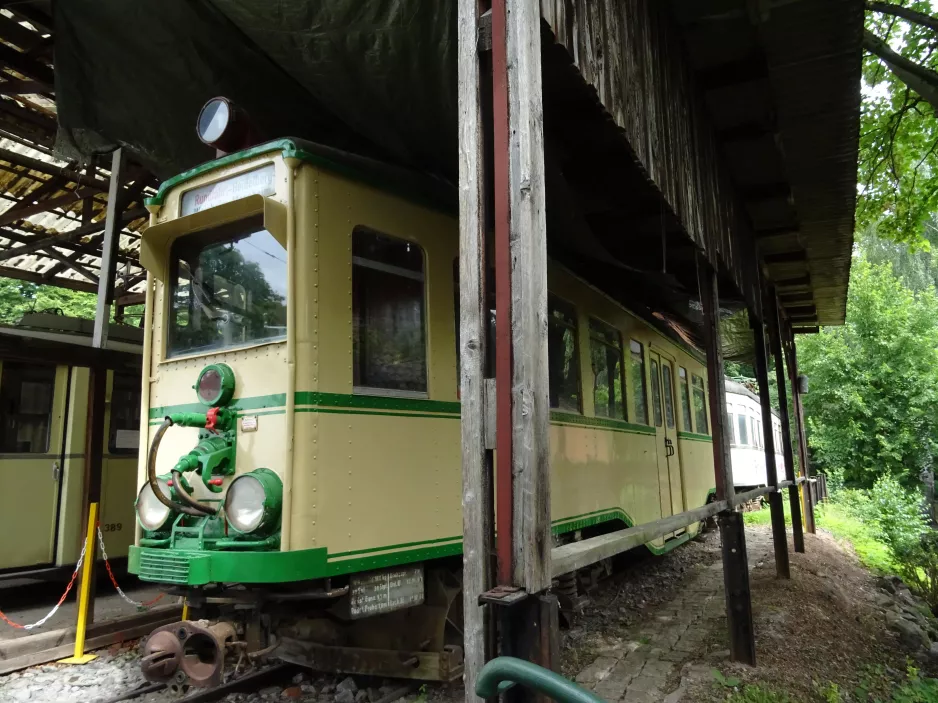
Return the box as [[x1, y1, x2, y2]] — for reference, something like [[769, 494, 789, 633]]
[[181, 163, 276, 216], [240, 416, 258, 433], [349, 565, 425, 619], [115, 429, 140, 450]]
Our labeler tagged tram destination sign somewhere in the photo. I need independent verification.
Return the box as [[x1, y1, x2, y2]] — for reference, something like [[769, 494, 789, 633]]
[[181, 163, 276, 216], [349, 565, 424, 619]]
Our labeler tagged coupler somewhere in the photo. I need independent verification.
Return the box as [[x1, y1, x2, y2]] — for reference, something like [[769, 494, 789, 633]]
[[140, 620, 237, 690]]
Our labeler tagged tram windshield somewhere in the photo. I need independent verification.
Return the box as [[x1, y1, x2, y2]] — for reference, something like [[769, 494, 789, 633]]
[[167, 218, 287, 358]]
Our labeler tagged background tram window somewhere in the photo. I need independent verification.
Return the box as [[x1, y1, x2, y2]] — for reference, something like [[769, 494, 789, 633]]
[[678, 367, 692, 431], [548, 295, 580, 412], [737, 413, 749, 446], [630, 340, 648, 424], [109, 373, 141, 454], [728, 408, 737, 446], [0, 363, 55, 453], [649, 359, 663, 427], [353, 228, 427, 394], [589, 318, 625, 419], [691, 374, 708, 434]]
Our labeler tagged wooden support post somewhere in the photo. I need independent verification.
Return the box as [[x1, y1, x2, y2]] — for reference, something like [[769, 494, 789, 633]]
[[484, 0, 554, 690], [751, 312, 790, 579], [767, 288, 804, 553], [505, 0, 551, 596], [92, 148, 125, 349], [457, 0, 493, 696], [787, 327, 816, 534], [697, 253, 756, 666]]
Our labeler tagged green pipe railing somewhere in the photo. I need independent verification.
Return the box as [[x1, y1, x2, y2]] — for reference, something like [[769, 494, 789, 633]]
[[475, 657, 605, 703]]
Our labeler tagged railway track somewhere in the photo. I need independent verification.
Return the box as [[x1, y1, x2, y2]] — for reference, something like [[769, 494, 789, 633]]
[[98, 662, 419, 703]]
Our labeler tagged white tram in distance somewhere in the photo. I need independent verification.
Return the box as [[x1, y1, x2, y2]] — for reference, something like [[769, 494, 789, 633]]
[[725, 377, 784, 491]]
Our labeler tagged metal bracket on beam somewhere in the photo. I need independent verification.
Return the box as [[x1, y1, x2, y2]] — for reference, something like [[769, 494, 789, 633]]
[[483, 378, 496, 450], [477, 11, 492, 53], [478, 585, 527, 607]]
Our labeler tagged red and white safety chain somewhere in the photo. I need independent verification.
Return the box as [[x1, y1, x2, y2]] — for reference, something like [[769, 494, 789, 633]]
[[97, 524, 164, 611], [0, 538, 87, 630]]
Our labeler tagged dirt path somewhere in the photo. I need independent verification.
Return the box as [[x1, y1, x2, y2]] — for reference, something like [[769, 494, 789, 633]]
[[572, 523, 933, 702]]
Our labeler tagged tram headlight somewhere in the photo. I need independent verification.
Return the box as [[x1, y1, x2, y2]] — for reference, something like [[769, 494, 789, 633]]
[[195, 363, 235, 407], [136, 476, 175, 532], [223, 468, 283, 535]]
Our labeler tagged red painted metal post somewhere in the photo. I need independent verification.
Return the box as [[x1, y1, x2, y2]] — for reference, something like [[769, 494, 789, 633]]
[[492, 0, 513, 586]]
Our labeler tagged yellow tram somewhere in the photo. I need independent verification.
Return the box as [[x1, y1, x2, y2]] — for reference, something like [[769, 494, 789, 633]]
[[131, 107, 716, 686], [0, 313, 141, 576]]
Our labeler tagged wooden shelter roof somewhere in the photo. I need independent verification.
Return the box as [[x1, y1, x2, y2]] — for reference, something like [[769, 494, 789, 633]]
[[0, 3, 151, 305]]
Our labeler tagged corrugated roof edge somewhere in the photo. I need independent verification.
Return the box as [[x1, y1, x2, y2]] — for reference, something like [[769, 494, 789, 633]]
[[143, 138, 458, 214]]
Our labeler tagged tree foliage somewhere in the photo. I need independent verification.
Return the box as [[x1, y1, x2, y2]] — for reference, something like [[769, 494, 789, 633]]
[[0, 276, 143, 325], [860, 2, 938, 245], [798, 256, 938, 488]]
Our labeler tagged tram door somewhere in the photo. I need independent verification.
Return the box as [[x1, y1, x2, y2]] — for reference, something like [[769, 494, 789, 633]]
[[0, 361, 68, 569], [649, 352, 686, 531]]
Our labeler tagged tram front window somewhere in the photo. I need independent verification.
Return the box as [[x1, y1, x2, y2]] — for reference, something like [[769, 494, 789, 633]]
[[167, 219, 287, 358]]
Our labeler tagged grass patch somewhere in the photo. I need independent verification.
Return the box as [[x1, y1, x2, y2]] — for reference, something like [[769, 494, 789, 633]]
[[815, 502, 895, 574], [742, 498, 894, 573]]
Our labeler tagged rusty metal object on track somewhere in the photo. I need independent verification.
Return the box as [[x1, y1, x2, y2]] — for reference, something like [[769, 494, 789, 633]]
[[140, 619, 237, 689]]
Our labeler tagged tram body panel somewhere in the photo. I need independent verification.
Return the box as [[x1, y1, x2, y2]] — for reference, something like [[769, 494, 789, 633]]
[[130, 142, 721, 587], [55, 366, 88, 566], [0, 362, 68, 569]]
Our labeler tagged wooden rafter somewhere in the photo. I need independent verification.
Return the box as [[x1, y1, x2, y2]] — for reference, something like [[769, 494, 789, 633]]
[[0, 264, 97, 293]]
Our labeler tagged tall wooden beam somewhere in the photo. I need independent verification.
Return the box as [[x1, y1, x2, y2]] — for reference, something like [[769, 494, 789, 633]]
[[457, 0, 493, 697], [786, 325, 816, 533], [767, 287, 805, 553], [505, 0, 551, 596], [697, 252, 756, 666], [751, 309, 790, 579]]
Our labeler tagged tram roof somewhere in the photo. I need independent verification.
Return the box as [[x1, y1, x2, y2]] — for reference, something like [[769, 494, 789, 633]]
[[0, 1, 862, 346]]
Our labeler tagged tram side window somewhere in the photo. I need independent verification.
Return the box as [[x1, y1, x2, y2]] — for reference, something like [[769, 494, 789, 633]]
[[589, 318, 625, 420], [649, 359, 663, 427], [737, 413, 749, 446], [630, 340, 648, 424], [353, 228, 427, 394], [168, 217, 288, 358], [0, 363, 54, 453], [728, 408, 738, 447], [691, 374, 708, 434], [678, 367, 692, 432], [548, 296, 580, 412], [108, 373, 141, 454]]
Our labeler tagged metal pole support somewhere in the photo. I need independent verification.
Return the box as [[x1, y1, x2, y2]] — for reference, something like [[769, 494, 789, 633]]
[[60, 502, 98, 665]]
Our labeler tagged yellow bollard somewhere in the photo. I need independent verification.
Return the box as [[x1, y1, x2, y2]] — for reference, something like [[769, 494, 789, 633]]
[[61, 502, 98, 664]]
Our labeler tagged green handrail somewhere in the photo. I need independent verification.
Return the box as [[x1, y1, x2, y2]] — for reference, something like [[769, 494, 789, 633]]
[[475, 657, 606, 703]]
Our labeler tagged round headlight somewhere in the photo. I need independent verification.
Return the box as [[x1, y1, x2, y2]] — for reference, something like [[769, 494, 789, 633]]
[[197, 97, 231, 146], [136, 477, 175, 532], [224, 469, 282, 535], [195, 363, 235, 407]]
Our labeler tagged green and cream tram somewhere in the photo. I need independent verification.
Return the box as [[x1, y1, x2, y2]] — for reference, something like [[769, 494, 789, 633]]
[[130, 107, 717, 687]]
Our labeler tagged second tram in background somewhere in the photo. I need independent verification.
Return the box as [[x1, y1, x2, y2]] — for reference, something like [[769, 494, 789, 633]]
[[726, 377, 784, 491]]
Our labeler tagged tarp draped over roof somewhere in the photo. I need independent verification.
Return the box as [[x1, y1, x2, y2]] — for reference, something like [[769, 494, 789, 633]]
[[54, 0, 457, 181]]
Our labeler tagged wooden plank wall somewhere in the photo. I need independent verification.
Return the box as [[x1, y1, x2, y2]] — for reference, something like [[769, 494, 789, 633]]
[[540, 0, 753, 305]]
